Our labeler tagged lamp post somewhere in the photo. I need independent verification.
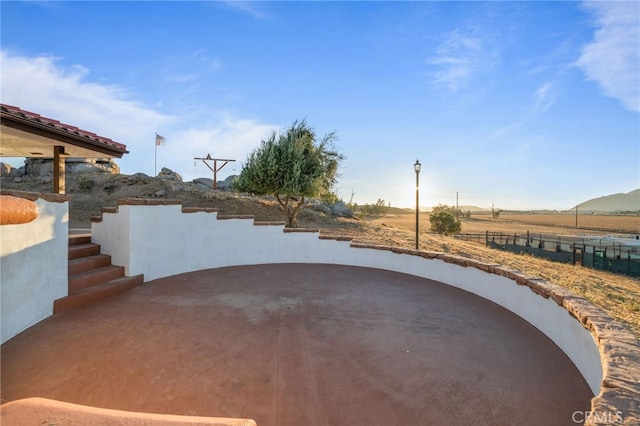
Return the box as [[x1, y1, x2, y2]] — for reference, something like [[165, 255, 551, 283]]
[[414, 159, 421, 250]]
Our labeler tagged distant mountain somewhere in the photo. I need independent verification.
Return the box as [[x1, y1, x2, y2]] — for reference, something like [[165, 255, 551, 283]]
[[574, 189, 640, 212], [421, 205, 489, 213], [459, 205, 490, 212]]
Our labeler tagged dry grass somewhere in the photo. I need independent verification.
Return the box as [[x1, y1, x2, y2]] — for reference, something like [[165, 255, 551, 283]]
[[490, 213, 639, 234], [317, 213, 640, 338], [374, 213, 640, 236]]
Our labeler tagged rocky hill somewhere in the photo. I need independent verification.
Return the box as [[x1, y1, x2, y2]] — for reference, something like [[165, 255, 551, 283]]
[[3, 160, 636, 225], [0, 162, 355, 229]]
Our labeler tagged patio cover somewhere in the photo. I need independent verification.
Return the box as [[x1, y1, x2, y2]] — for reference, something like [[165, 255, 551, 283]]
[[0, 104, 129, 194]]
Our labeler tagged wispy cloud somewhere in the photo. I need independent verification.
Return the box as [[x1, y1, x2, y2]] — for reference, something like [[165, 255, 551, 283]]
[[430, 29, 485, 92], [0, 50, 172, 144], [188, 49, 223, 72], [533, 82, 556, 113], [487, 121, 524, 141], [221, 0, 267, 20], [576, 1, 640, 112], [0, 50, 277, 178], [166, 116, 279, 181], [164, 50, 222, 84]]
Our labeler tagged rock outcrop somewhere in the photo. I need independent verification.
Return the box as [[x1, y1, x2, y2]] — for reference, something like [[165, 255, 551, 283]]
[[0, 158, 120, 180], [330, 200, 354, 218], [157, 167, 182, 182], [126, 173, 151, 185], [193, 178, 214, 189]]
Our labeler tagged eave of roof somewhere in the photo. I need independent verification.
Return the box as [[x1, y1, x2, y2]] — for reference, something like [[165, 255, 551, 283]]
[[0, 104, 129, 158]]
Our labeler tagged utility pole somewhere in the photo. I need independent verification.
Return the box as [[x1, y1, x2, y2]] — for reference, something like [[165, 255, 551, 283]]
[[194, 154, 235, 190], [456, 192, 459, 220], [575, 206, 578, 228], [414, 160, 421, 250]]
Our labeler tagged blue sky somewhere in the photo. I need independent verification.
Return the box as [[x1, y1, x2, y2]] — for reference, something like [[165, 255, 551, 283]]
[[1, 1, 638, 210]]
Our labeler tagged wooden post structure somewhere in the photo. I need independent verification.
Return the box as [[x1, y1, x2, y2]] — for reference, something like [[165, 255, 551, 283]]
[[53, 145, 65, 194], [194, 154, 235, 190]]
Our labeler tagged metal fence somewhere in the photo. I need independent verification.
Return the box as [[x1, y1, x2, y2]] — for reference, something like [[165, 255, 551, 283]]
[[455, 231, 640, 278]]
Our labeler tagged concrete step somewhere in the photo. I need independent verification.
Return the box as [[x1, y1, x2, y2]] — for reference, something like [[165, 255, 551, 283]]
[[68, 254, 112, 276], [68, 235, 91, 246], [54, 275, 144, 314], [69, 265, 125, 293], [68, 243, 100, 260]]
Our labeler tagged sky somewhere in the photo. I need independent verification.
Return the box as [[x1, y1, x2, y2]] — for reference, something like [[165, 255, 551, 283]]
[[1, 1, 639, 210]]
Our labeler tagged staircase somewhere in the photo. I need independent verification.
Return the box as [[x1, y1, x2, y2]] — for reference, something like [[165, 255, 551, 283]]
[[53, 233, 144, 313]]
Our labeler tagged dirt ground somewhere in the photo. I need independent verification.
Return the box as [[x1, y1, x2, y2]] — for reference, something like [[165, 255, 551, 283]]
[[373, 212, 640, 236], [1, 264, 592, 424], [2, 171, 639, 337], [350, 214, 640, 338]]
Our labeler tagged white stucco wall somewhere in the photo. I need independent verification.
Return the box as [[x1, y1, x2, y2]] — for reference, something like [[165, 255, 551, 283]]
[[92, 204, 602, 395], [1, 197, 69, 344]]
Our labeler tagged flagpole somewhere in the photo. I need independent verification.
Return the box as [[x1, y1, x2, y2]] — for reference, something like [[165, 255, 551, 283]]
[[155, 133, 166, 176], [154, 132, 157, 176]]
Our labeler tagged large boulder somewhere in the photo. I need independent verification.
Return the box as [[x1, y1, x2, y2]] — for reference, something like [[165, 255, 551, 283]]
[[330, 201, 354, 218], [10, 165, 25, 178], [0, 162, 13, 177], [126, 172, 151, 185], [312, 200, 331, 215], [217, 175, 237, 190], [66, 158, 120, 174], [23, 157, 119, 177], [193, 178, 214, 189], [69, 161, 119, 174], [157, 167, 182, 182], [193, 175, 236, 190], [24, 158, 52, 178]]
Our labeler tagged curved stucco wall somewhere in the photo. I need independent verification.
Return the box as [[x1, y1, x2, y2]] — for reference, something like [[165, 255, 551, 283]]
[[91, 199, 640, 424], [1, 191, 70, 344]]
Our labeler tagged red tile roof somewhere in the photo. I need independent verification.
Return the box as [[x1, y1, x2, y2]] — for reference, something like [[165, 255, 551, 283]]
[[1, 103, 128, 155]]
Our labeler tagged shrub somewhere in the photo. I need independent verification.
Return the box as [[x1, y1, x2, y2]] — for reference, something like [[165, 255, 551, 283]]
[[429, 211, 461, 236], [77, 175, 95, 192]]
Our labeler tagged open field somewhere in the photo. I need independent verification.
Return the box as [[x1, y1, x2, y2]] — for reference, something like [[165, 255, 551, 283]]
[[370, 212, 640, 236], [490, 213, 639, 234], [321, 212, 640, 338]]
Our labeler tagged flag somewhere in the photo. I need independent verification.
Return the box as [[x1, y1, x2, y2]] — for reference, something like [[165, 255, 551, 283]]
[[155, 133, 166, 146]]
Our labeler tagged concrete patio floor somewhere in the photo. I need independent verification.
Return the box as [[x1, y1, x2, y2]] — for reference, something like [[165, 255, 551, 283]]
[[1, 264, 592, 425]]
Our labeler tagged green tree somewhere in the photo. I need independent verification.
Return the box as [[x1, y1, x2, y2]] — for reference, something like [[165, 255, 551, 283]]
[[429, 211, 462, 236], [491, 205, 502, 219], [234, 120, 343, 227]]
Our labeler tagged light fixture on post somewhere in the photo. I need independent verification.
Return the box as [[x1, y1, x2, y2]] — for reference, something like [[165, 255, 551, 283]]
[[414, 159, 421, 250]]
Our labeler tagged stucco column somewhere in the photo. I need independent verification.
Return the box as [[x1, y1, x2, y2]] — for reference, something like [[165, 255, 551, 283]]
[[53, 146, 65, 194]]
